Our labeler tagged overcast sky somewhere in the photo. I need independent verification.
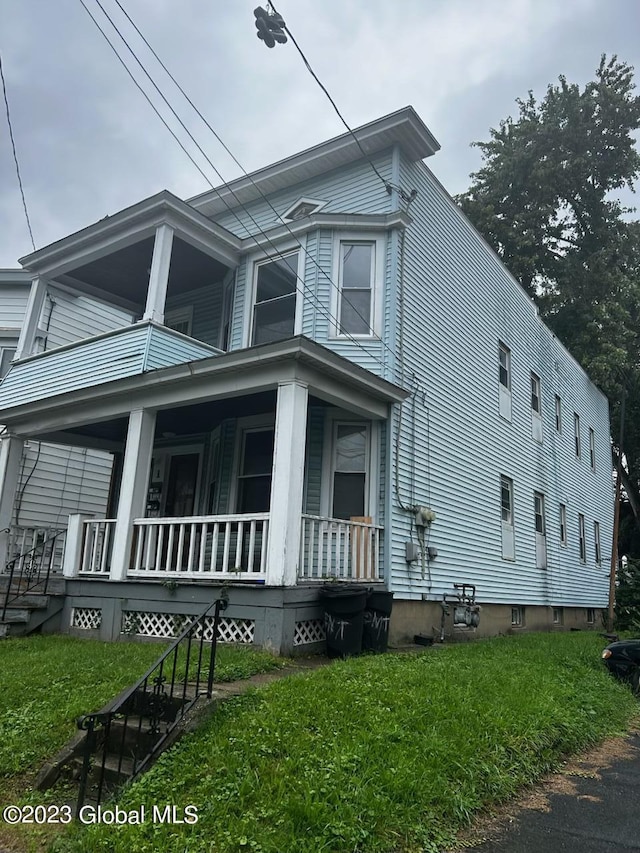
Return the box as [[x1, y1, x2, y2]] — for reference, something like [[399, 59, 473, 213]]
[[0, 0, 639, 268]]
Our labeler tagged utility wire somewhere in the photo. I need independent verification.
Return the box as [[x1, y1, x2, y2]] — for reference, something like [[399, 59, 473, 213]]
[[0, 50, 36, 252], [268, 0, 411, 201], [82, 0, 400, 377]]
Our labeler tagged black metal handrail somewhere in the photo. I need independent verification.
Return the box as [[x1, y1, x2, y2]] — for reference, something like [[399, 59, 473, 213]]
[[1, 530, 64, 621], [76, 595, 228, 809]]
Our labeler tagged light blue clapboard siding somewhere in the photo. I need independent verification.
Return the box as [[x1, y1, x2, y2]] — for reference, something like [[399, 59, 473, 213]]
[[46, 286, 133, 350], [386, 154, 612, 607], [165, 282, 224, 348], [0, 324, 218, 409], [144, 326, 220, 371], [0, 285, 29, 330], [229, 261, 248, 351], [14, 443, 113, 528], [215, 154, 394, 237]]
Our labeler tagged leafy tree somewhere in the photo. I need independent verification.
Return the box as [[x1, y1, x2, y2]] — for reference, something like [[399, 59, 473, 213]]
[[456, 56, 640, 558]]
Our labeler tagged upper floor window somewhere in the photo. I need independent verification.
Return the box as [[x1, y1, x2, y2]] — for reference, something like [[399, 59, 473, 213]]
[[498, 342, 512, 421], [499, 343, 511, 390], [530, 373, 541, 414], [337, 242, 375, 335], [0, 345, 17, 379], [500, 475, 515, 560], [578, 513, 586, 563], [559, 503, 567, 546], [164, 306, 193, 336], [589, 427, 596, 470], [574, 413, 581, 458], [594, 521, 601, 565], [555, 395, 562, 432], [252, 252, 300, 345]]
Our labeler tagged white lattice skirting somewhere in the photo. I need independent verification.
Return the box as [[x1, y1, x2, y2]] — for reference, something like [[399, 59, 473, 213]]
[[120, 610, 255, 644], [71, 607, 102, 630], [294, 618, 325, 646]]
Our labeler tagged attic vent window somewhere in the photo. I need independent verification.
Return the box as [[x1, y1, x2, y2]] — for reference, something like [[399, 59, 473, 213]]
[[282, 198, 326, 222]]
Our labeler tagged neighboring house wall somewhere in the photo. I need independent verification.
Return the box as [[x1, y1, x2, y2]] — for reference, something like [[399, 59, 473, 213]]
[[388, 153, 613, 607], [0, 275, 130, 542]]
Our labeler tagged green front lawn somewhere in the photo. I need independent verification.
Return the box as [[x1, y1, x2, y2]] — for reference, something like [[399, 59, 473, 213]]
[[51, 632, 638, 853]]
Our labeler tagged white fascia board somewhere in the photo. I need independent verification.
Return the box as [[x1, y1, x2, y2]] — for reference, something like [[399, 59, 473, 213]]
[[239, 211, 412, 253], [3, 337, 408, 435], [0, 269, 32, 284], [188, 107, 440, 216], [18, 192, 241, 278]]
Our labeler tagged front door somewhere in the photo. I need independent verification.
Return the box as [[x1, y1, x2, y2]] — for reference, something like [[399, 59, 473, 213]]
[[164, 453, 199, 517]]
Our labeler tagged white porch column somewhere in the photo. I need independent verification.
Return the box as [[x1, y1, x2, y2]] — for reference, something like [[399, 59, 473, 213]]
[[0, 435, 23, 570], [109, 409, 156, 581], [15, 277, 47, 359], [62, 514, 88, 578], [143, 224, 174, 324], [265, 381, 308, 586]]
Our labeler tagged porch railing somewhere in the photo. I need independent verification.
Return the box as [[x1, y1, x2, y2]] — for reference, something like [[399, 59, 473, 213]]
[[80, 519, 116, 574], [4, 526, 66, 575], [2, 530, 66, 620], [299, 514, 383, 581], [128, 514, 269, 579]]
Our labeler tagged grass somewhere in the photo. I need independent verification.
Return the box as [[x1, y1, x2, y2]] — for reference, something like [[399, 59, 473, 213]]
[[49, 632, 639, 853]]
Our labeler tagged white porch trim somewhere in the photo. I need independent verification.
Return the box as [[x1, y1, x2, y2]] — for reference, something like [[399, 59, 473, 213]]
[[265, 380, 309, 586], [15, 276, 47, 359], [0, 435, 23, 569], [143, 224, 174, 323], [109, 409, 156, 581]]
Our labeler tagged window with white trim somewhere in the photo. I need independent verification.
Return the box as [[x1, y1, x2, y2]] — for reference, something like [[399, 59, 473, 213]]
[[555, 395, 562, 432], [574, 413, 581, 458], [559, 503, 567, 546], [336, 241, 377, 336], [251, 251, 300, 345], [236, 428, 274, 513], [511, 606, 524, 627], [589, 427, 596, 470], [164, 306, 193, 336], [331, 423, 369, 520], [578, 513, 586, 563], [587, 608, 596, 624], [594, 521, 601, 565], [553, 607, 564, 625], [0, 345, 17, 379], [500, 475, 515, 560], [498, 342, 512, 421], [531, 373, 541, 414]]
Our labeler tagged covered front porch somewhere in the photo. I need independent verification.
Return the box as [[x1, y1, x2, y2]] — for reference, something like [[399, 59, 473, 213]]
[[1, 337, 406, 597]]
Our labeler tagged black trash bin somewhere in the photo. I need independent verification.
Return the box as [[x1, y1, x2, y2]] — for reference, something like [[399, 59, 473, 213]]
[[319, 585, 368, 658], [362, 590, 394, 653]]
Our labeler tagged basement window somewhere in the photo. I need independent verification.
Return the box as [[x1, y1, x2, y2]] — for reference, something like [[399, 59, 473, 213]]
[[511, 606, 524, 627]]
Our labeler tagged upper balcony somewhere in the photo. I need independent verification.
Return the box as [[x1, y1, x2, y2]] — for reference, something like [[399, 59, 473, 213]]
[[0, 321, 222, 412], [3, 192, 241, 408]]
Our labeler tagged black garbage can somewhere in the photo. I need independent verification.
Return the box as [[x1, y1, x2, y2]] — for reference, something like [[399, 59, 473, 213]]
[[319, 585, 368, 658], [362, 590, 394, 652]]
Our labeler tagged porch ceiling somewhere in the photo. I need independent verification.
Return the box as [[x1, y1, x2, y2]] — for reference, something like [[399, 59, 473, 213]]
[[3, 336, 409, 436]]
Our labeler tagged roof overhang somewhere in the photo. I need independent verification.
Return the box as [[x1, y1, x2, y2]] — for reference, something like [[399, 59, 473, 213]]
[[189, 106, 440, 218], [2, 336, 409, 436], [18, 191, 242, 279], [0, 269, 32, 285]]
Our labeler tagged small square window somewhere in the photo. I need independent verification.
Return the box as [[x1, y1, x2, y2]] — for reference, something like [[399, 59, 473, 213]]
[[587, 608, 596, 625], [553, 607, 564, 625], [511, 606, 524, 627]]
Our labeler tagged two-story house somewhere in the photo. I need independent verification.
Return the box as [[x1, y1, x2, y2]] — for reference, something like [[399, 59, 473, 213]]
[[0, 107, 613, 652]]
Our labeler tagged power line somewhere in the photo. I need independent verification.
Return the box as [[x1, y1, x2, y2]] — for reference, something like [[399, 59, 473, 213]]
[[0, 51, 36, 252], [81, 0, 399, 378]]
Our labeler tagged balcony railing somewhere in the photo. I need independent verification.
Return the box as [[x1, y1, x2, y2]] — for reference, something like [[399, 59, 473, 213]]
[[128, 514, 269, 580], [299, 514, 382, 581]]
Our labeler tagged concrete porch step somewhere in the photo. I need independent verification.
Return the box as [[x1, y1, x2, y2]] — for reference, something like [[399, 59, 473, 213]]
[[0, 575, 65, 595]]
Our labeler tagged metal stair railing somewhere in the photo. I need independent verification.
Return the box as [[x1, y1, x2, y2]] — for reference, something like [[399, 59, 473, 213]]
[[76, 594, 228, 809], [1, 529, 64, 621]]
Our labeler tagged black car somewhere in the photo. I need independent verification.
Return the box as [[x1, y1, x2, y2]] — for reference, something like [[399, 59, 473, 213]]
[[601, 638, 640, 694]]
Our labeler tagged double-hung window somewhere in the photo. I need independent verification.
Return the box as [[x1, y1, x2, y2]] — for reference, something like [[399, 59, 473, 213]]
[[331, 423, 368, 520], [559, 503, 567, 546], [594, 521, 601, 565], [237, 428, 275, 513], [531, 372, 542, 442], [578, 513, 586, 563], [252, 252, 299, 345], [500, 475, 515, 560], [574, 413, 581, 458], [337, 242, 375, 335], [498, 342, 512, 420], [555, 395, 562, 432], [589, 428, 596, 470]]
